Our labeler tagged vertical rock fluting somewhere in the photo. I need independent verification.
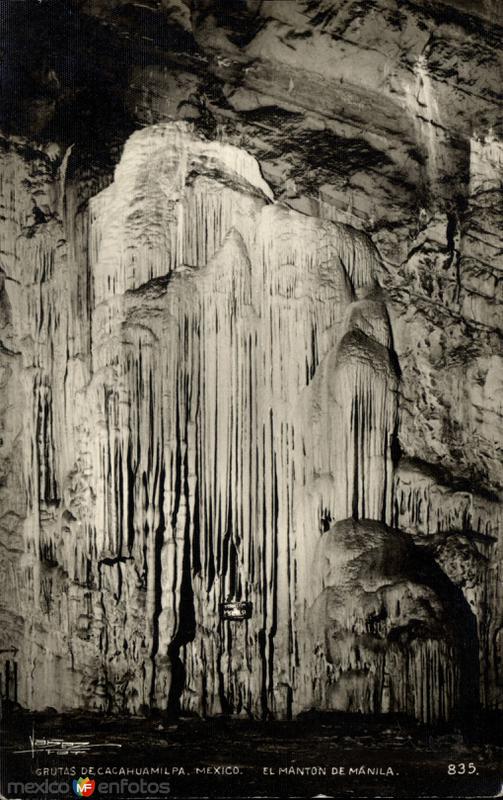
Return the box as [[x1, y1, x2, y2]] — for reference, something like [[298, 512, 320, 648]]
[[82, 123, 397, 718], [307, 519, 479, 724], [393, 460, 502, 709], [0, 122, 497, 721]]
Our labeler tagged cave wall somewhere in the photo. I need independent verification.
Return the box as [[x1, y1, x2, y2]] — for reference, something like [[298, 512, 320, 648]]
[[0, 0, 501, 720]]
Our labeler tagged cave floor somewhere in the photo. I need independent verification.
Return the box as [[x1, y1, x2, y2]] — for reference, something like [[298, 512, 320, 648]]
[[1, 711, 502, 798]]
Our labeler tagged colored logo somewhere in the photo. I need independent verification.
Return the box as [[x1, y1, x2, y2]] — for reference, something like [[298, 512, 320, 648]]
[[72, 777, 96, 797]]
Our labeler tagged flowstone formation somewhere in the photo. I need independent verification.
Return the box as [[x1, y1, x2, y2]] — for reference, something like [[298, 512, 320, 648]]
[[308, 519, 478, 723], [0, 121, 499, 722]]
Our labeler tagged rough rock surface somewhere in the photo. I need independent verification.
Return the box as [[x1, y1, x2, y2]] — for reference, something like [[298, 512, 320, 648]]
[[309, 519, 478, 722], [0, 0, 501, 721]]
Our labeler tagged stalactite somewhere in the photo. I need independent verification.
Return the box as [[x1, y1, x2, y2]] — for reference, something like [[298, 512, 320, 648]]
[[393, 460, 502, 538], [65, 123, 400, 716], [306, 519, 477, 723], [1, 123, 497, 721]]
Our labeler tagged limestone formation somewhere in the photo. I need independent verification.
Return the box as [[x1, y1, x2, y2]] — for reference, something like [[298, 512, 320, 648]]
[[308, 519, 478, 723]]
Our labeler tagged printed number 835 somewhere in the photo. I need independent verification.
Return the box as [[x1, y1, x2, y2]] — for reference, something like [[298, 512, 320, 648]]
[[448, 763, 478, 775]]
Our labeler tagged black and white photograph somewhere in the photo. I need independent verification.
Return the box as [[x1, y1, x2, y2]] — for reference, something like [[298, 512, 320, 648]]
[[0, 0, 501, 797]]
